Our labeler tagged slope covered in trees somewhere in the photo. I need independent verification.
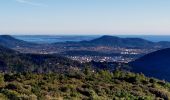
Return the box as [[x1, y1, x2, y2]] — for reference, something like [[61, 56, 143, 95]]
[[0, 45, 83, 73], [0, 70, 170, 100], [130, 48, 170, 81], [0, 35, 37, 48], [1, 35, 170, 99]]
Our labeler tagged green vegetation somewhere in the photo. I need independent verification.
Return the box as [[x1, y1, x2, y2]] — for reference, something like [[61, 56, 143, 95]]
[[0, 46, 84, 73], [0, 70, 169, 100]]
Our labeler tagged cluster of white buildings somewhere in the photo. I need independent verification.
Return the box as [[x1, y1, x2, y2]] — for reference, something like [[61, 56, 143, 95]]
[[67, 56, 133, 63]]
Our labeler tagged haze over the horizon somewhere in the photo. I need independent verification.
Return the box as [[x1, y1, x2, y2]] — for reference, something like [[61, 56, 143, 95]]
[[0, 0, 170, 35]]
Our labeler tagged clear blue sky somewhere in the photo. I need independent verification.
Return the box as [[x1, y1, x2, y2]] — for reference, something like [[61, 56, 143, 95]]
[[0, 0, 170, 35]]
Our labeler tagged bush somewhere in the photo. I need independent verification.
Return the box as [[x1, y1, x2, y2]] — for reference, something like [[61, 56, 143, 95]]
[[98, 70, 113, 82], [1, 89, 20, 100], [0, 74, 5, 88]]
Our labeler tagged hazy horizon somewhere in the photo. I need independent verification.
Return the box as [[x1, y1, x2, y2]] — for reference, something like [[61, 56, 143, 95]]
[[2, 33, 170, 36], [0, 0, 170, 35]]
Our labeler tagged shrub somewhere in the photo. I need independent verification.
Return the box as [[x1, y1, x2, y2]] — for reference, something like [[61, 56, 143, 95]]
[[1, 89, 20, 100], [0, 74, 5, 88]]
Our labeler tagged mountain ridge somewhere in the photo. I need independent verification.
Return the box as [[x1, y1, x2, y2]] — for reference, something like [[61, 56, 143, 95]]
[[52, 35, 170, 49], [1, 35, 170, 49], [0, 35, 37, 48]]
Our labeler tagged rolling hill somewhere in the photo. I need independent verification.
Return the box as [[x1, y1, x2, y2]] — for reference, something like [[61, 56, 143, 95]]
[[1, 35, 170, 49], [0, 36, 170, 99], [53, 35, 170, 49], [130, 48, 170, 81], [87, 35, 155, 48], [0, 45, 83, 73], [0, 35, 37, 48]]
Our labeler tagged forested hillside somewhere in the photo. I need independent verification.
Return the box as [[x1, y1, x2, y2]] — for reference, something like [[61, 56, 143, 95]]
[[130, 48, 170, 82], [0, 45, 83, 73], [0, 35, 37, 48], [1, 36, 170, 100], [0, 70, 170, 100]]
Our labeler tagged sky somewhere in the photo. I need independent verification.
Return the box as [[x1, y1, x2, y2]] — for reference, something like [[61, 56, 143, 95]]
[[0, 0, 170, 35]]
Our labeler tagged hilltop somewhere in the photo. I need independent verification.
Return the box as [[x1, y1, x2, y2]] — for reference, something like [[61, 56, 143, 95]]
[[0, 35, 37, 48], [87, 35, 155, 48], [53, 35, 170, 48]]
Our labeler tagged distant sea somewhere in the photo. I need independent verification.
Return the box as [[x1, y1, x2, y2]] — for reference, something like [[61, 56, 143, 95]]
[[13, 35, 100, 44], [13, 35, 170, 44]]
